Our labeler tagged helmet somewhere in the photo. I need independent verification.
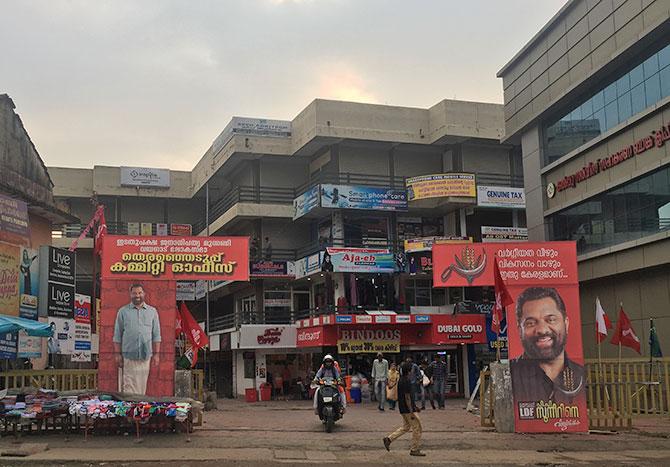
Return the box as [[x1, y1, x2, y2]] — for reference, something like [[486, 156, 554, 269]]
[[323, 354, 334, 363]]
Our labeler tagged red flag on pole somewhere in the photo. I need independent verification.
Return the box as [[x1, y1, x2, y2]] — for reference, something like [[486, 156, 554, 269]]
[[179, 302, 209, 367], [93, 205, 107, 257], [491, 256, 513, 335], [595, 297, 612, 343], [611, 306, 641, 354]]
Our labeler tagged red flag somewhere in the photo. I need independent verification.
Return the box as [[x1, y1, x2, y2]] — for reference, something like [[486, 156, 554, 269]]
[[93, 205, 107, 257], [175, 308, 183, 339], [179, 302, 208, 367], [491, 256, 513, 335], [595, 297, 612, 343], [611, 306, 641, 354]]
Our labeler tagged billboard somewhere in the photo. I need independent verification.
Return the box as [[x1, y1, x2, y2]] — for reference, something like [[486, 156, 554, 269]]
[[477, 186, 526, 208], [19, 247, 39, 319], [0, 242, 20, 316], [120, 167, 170, 188], [250, 260, 295, 278], [404, 236, 471, 253], [99, 280, 176, 396], [293, 185, 320, 220], [481, 226, 529, 243], [325, 247, 395, 273], [0, 194, 29, 245], [406, 173, 476, 201], [101, 235, 250, 282], [433, 242, 586, 433], [320, 184, 407, 211]]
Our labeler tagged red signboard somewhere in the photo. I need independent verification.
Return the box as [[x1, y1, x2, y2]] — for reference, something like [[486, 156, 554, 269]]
[[433, 242, 586, 433], [431, 314, 486, 344], [170, 224, 192, 236], [101, 235, 250, 281]]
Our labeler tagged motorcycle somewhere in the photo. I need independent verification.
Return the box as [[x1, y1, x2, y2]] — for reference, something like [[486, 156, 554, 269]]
[[311, 377, 343, 432]]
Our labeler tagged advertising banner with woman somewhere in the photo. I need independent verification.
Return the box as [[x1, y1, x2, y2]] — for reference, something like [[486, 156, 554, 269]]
[[433, 241, 586, 433]]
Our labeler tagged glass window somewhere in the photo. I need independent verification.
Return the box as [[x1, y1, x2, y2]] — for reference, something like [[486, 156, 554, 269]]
[[592, 90, 605, 111], [659, 44, 670, 69], [630, 63, 644, 87], [593, 109, 605, 132], [645, 74, 662, 105], [631, 83, 647, 115], [548, 166, 670, 254], [617, 93, 632, 121], [616, 74, 630, 97], [660, 66, 670, 99], [604, 82, 618, 104], [580, 98, 593, 119], [644, 54, 660, 79], [604, 100, 618, 128]]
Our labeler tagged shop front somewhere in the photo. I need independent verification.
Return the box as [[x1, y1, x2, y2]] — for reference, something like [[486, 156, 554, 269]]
[[296, 313, 487, 398]]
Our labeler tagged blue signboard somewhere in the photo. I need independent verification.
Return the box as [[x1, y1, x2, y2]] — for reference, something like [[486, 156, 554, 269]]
[[0, 332, 18, 359], [335, 315, 353, 324], [320, 184, 407, 211], [293, 185, 320, 220], [414, 315, 432, 323]]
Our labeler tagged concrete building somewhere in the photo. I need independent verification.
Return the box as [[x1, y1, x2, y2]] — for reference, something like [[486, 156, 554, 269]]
[[50, 98, 524, 397], [498, 0, 670, 358]]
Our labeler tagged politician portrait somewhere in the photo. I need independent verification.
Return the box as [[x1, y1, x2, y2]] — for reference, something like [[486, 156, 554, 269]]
[[113, 283, 161, 395], [510, 286, 584, 404]]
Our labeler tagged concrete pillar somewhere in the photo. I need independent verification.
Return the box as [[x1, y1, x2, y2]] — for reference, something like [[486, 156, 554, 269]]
[[490, 361, 514, 433]]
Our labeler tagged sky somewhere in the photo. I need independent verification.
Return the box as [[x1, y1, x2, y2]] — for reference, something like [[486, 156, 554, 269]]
[[2, 0, 566, 171]]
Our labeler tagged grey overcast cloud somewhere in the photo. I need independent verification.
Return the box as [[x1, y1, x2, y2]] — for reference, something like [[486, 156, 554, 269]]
[[2, 0, 565, 171]]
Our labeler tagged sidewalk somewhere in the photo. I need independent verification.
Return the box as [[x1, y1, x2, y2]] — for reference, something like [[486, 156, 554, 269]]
[[1, 399, 669, 466]]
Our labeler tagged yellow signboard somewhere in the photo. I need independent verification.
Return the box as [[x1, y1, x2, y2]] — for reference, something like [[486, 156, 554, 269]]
[[406, 173, 476, 201], [0, 242, 20, 316], [337, 340, 400, 354], [404, 236, 472, 253]]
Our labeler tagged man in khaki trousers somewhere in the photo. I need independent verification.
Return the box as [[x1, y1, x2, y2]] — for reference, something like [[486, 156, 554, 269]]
[[383, 362, 425, 457]]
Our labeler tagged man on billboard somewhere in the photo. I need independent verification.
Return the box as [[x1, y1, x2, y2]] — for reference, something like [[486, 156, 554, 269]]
[[113, 283, 161, 395], [510, 286, 584, 404]]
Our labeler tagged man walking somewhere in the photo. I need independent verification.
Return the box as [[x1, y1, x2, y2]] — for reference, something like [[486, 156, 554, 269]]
[[371, 352, 389, 411], [406, 357, 422, 409], [429, 354, 448, 409], [113, 283, 161, 395], [383, 362, 425, 456]]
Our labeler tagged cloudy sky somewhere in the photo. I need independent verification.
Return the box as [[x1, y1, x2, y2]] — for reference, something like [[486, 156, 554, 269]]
[[2, 0, 565, 170]]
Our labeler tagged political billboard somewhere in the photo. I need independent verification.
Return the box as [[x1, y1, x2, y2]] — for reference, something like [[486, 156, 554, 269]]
[[433, 242, 586, 433]]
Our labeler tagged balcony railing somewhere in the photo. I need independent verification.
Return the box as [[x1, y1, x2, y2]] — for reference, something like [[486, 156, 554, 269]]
[[52, 222, 185, 239]]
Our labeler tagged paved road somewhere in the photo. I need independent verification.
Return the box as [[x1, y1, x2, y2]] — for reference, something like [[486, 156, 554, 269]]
[[1, 399, 669, 465]]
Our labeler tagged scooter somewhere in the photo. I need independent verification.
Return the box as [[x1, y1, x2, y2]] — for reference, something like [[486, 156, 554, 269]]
[[312, 377, 343, 433]]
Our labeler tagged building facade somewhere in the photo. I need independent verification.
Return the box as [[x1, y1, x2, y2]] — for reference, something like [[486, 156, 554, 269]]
[[50, 98, 523, 397], [498, 0, 670, 358]]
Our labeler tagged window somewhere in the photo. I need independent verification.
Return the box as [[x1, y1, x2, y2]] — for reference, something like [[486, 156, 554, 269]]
[[543, 41, 670, 165], [548, 166, 670, 254]]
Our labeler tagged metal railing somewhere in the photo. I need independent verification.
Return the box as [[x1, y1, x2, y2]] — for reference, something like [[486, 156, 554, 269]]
[[52, 222, 192, 239], [0, 369, 98, 392]]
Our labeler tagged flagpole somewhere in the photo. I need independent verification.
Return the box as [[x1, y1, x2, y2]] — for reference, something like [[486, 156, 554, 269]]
[[648, 317, 653, 382]]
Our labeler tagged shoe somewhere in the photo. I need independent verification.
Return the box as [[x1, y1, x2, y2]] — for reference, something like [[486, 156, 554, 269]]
[[383, 437, 391, 452], [314, 408, 319, 415], [432, 406, 436, 410], [421, 405, 425, 410], [410, 450, 426, 457], [378, 407, 385, 411], [439, 406, 445, 410]]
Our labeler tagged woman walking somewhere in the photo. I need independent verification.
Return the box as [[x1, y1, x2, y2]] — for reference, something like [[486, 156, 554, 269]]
[[386, 362, 400, 410]]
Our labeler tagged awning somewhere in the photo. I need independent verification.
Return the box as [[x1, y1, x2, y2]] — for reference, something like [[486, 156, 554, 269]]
[[0, 314, 53, 337]]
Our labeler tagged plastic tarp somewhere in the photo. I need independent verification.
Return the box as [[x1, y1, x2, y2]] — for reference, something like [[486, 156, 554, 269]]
[[0, 314, 53, 337]]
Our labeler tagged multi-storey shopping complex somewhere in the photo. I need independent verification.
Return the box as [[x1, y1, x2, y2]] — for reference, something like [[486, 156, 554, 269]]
[[50, 99, 525, 397], [498, 0, 670, 359]]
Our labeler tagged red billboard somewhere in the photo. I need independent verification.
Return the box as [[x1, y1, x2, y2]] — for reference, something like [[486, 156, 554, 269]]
[[101, 235, 249, 282], [433, 242, 586, 433]]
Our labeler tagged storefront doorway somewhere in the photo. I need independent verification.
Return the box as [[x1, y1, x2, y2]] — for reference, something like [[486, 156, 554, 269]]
[[345, 274, 395, 310]]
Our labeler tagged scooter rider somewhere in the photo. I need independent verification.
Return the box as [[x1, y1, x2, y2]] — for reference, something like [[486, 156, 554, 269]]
[[313, 354, 346, 414]]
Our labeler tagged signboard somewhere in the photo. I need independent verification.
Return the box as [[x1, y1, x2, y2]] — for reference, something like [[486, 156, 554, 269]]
[[212, 117, 292, 154], [120, 167, 170, 188], [432, 242, 586, 433], [18, 329, 42, 358], [46, 247, 76, 285], [250, 260, 295, 278], [481, 226, 529, 243], [0, 242, 20, 316], [19, 247, 39, 319], [264, 298, 292, 308], [404, 236, 471, 253], [140, 223, 153, 236], [47, 317, 75, 355], [293, 185, 320, 220], [0, 194, 29, 245], [431, 314, 487, 344], [294, 251, 324, 279], [406, 173, 476, 201], [127, 222, 140, 236], [46, 282, 75, 318], [156, 223, 168, 236], [236, 325, 297, 349], [297, 328, 325, 347], [0, 332, 17, 359], [408, 252, 432, 274], [326, 247, 395, 273], [101, 235, 250, 281], [176, 281, 196, 301], [337, 328, 401, 354], [195, 280, 207, 299], [477, 186, 526, 208], [320, 184, 408, 211], [170, 224, 192, 236], [74, 294, 91, 324], [71, 322, 92, 362]]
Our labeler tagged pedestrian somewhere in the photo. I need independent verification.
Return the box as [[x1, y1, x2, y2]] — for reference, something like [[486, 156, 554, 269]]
[[405, 357, 422, 410], [371, 352, 389, 411], [429, 354, 447, 409], [420, 358, 436, 410], [386, 361, 399, 410], [250, 237, 259, 260], [383, 362, 425, 457], [264, 237, 273, 260]]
